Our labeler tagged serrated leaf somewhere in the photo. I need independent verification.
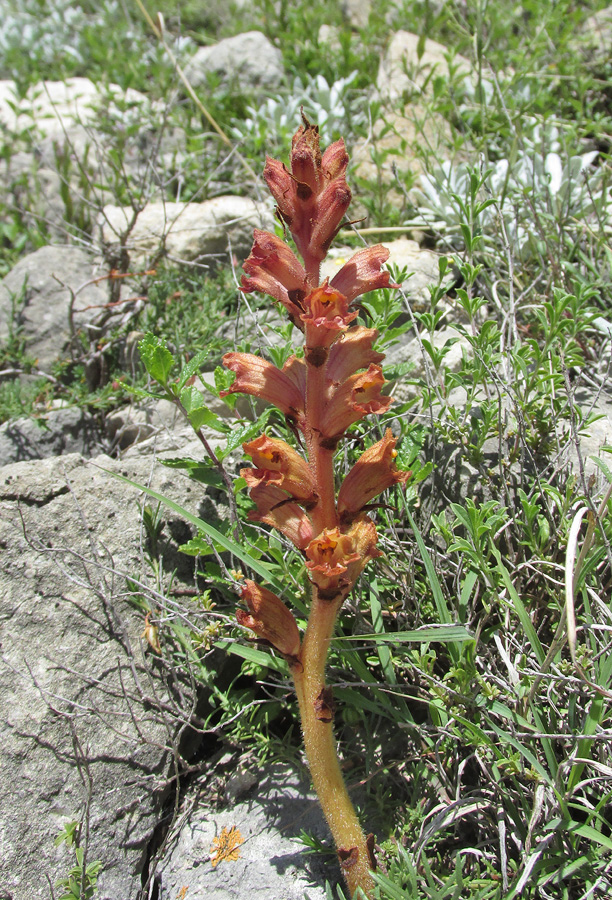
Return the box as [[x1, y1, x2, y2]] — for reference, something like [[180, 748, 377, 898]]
[[179, 385, 229, 433], [179, 534, 214, 557], [177, 348, 210, 390], [220, 410, 273, 459], [139, 333, 174, 386]]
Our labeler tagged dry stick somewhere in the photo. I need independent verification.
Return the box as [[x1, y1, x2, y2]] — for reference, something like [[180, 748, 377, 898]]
[[133, 2, 260, 185], [528, 481, 612, 705]]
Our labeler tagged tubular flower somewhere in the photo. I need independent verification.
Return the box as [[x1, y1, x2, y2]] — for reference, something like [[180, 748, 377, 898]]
[[221, 353, 305, 424], [300, 283, 358, 347], [242, 434, 318, 506], [342, 515, 381, 585], [236, 580, 301, 660], [305, 527, 360, 594], [330, 245, 398, 304], [337, 430, 410, 519], [247, 481, 314, 550], [327, 327, 385, 385], [320, 365, 392, 440], [241, 230, 309, 328]]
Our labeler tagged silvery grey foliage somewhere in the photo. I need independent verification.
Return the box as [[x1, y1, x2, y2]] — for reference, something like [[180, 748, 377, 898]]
[[0, 0, 193, 77], [232, 71, 366, 151], [417, 123, 609, 257]]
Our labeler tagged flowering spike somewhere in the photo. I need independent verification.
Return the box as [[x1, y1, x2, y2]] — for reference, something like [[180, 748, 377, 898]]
[[236, 580, 301, 659], [221, 118, 402, 900], [338, 430, 410, 519]]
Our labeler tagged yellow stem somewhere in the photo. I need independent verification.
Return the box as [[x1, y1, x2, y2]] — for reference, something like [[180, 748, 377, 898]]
[[293, 590, 374, 898]]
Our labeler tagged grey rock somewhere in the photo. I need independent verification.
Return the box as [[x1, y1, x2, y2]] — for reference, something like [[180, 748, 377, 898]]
[[0, 450, 215, 899], [0, 77, 153, 139], [186, 31, 284, 93], [0, 245, 108, 372], [99, 197, 274, 269], [0, 406, 103, 467], [155, 762, 329, 899], [377, 31, 471, 102]]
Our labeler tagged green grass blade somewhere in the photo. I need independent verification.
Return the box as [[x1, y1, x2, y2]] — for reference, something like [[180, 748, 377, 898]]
[[490, 545, 545, 665], [406, 509, 462, 664], [98, 466, 289, 597]]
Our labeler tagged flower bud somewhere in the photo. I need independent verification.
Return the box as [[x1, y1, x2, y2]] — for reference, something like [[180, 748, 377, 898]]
[[236, 580, 301, 659]]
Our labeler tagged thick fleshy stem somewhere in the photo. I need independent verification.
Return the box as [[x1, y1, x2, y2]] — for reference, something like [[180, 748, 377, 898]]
[[293, 589, 374, 898]]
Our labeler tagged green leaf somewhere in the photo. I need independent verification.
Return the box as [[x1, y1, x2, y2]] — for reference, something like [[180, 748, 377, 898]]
[[334, 625, 473, 643], [160, 457, 224, 487], [490, 545, 545, 665], [220, 410, 273, 459], [97, 466, 292, 598], [215, 640, 286, 672], [138, 333, 174, 386], [177, 348, 211, 389], [179, 385, 229, 433], [406, 509, 462, 665]]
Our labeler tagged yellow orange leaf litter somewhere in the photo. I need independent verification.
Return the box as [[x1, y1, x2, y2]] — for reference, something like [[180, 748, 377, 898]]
[[210, 825, 244, 867]]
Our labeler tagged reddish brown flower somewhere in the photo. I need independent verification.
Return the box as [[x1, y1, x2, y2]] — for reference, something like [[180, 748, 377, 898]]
[[247, 480, 314, 550], [300, 283, 358, 347], [221, 353, 305, 423], [330, 245, 398, 303], [241, 230, 309, 327], [236, 580, 301, 659], [305, 527, 360, 593], [327, 327, 385, 385], [320, 365, 392, 439], [337, 429, 410, 519], [242, 434, 317, 506]]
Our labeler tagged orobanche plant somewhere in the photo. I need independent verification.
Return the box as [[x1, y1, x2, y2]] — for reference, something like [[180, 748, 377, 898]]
[[221, 115, 409, 899]]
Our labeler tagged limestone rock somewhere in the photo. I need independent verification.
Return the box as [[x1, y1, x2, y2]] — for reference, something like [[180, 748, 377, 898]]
[[0, 406, 103, 467], [0, 451, 210, 899], [0, 245, 107, 372], [100, 197, 274, 268], [377, 31, 471, 102], [186, 32, 284, 93], [155, 762, 329, 898], [576, 5, 612, 65], [0, 77, 152, 139]]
